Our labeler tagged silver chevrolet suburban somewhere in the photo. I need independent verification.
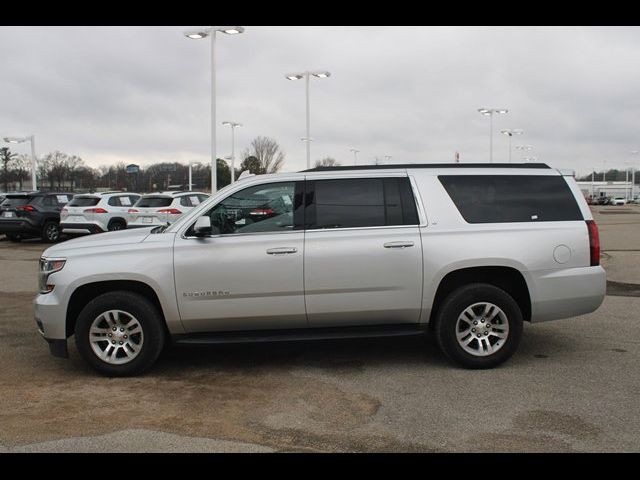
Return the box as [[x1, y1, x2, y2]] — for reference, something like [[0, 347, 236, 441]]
[[35, 163, 606, 376]]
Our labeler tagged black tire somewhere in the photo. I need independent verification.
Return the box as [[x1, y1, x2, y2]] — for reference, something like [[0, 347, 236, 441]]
[[108, 219, 126, 231], [6, 234, 22, 243], [434, 283, 523, 369], [42, 221, 61, 243], [74, 291, 166, 377]]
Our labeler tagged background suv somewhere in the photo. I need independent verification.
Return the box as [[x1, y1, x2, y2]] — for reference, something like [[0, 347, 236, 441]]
[[0, 192, 73, 242], [61, 192, 141, 235], [127, 191, 208, 228]]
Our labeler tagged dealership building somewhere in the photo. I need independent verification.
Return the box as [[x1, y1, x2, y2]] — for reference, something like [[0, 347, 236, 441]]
[[576, 181, 636, 200]]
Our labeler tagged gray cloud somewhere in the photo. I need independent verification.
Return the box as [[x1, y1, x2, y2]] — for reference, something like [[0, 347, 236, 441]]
[[1, 25, 639, 176]]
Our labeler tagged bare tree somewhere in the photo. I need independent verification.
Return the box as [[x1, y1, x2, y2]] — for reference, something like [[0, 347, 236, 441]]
[[241, 136, 285, 174], [1, 147, 17, 192], [11, 154, 31, 191], [314, 157, 341, 168]]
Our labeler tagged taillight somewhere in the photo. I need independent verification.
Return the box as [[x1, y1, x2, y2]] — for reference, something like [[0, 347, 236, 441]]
[[16, 205, 35, 212], [84, 208, 108, 214], [250, 208, 275, 216], [586, 220, 600, 266], [128, 209, 138, 214], [158, 208, 182, 215]]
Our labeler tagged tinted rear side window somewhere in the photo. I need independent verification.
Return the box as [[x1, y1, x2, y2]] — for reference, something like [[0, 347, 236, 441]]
[[136, 197, 172, 208], [306, 177, 419, 229], [439, 175, 583, 223], [69, 197, 100, 207]]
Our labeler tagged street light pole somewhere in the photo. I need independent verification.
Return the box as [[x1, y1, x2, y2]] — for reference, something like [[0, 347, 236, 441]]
[[222, 122, 242, 183], [631, 151, 639, 201], [500, 129, 524, 163], [478, 108, 508, 163], [188, 161, 201, 191], [184, 26, 245, 194], [4, 134, 37, 190], [285, 70, 331, 169], [350, 149, 360, 166]]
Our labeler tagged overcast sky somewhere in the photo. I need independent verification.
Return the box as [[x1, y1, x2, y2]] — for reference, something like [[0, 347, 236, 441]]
[[1, 26, 639, 176]]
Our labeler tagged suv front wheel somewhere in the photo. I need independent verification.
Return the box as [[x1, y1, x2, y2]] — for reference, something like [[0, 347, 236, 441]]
[[74, 291, 166, 377], [435, 283, 523, 369]]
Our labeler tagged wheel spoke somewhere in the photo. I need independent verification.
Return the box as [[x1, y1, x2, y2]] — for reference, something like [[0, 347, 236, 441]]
[[457, 328, 472, 340], [489, 330, 507, 339]]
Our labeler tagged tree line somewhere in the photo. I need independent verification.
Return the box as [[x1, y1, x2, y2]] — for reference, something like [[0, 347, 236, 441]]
[[1, 136, 336, 193]]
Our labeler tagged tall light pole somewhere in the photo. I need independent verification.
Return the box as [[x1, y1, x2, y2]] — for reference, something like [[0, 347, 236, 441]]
[[184, 26, 245, 194], [222, 121, 242, 183], [500, 129, 524, 163], [478, 108, 508, 163], [285, 70, 331, 169], [4, 135, 37, 190], [350, 148, 360, 165], [188, 161, 201, 191], [631, 151, 639, 201]]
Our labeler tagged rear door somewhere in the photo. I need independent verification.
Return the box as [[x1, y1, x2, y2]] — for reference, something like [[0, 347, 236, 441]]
[[303, 175, 424, 327]]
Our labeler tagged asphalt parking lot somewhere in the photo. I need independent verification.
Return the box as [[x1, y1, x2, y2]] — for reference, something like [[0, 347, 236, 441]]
[[1, 206, 639, 452]]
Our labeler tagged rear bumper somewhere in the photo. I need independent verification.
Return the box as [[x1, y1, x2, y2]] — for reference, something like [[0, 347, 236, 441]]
[[0, 219, 39, 235], [61, 222, 105, 234], [529, 266, 606, 322]]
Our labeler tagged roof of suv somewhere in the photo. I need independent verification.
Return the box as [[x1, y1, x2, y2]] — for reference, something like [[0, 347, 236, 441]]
[[142, 191, 207, 198], [302, 163, 551, 172]]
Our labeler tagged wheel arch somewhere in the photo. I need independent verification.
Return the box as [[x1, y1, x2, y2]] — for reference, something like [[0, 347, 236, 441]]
[[65, 280, 168, 338], [429, 266, 532, 325]]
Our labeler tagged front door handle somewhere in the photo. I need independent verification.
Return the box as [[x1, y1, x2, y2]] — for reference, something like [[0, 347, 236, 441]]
[[267, 247, 298, 255], [383, 241, 415, 249]]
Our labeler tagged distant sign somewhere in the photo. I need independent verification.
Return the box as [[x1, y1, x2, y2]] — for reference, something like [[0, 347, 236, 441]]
[[160, 163, 177, 172], [126, 164, 139, 174]]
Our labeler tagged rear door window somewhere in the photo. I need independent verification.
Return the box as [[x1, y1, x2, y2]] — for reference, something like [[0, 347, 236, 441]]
[[305, 177, 419, 229], [438, 175, 583, 223]]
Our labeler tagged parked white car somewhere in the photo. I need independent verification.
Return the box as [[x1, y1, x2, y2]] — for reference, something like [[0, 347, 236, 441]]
[[127, 191, 209, 228], [611, 197, 627, 206], [61, 192, 141, 235]]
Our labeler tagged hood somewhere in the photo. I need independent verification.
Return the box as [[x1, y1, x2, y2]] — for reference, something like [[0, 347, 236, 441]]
[[43, 227, 154, 257]]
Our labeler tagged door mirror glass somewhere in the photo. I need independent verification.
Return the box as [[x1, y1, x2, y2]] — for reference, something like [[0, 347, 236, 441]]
[[193, 216, 212, 236]]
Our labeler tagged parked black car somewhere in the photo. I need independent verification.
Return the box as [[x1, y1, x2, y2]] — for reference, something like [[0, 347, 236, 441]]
[[0, 192, 74, 242]]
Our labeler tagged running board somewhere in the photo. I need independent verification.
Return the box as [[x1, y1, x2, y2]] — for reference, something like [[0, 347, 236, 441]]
[[173, 324, 426, 346]]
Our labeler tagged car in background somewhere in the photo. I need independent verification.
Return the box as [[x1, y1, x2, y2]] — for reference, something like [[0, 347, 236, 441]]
[[0, 192, 73, 242], [61, 192, 141, 235], [595, 196, 611, 206], [611, 197, 627, 206], [127, 191, 209, 228]]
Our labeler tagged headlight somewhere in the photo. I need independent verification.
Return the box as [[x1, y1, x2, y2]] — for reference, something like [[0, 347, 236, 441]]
[[38, 257, 66, 294]]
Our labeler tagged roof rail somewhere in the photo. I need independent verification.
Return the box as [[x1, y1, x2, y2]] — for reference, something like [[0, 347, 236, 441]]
[[302, 163, 551, 172]]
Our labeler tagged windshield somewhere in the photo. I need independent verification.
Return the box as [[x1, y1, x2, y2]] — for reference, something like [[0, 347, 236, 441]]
[[135, 197, 172, 208], [1, 196, 29, 208], [68, 196, 100, 207]]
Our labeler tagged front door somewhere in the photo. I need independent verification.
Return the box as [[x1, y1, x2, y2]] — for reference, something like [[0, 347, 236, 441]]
[[173, 180, 307, 333]]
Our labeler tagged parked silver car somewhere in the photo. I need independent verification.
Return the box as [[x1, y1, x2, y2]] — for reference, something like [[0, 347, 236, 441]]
[[35, 163, 605, 376]]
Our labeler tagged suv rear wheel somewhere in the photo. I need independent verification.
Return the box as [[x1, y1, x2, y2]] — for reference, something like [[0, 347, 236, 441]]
[[42, 221, 61, 243], [434, 283, 523, 369], [74, 291, 166, 377], [108, 219, 126, 231]]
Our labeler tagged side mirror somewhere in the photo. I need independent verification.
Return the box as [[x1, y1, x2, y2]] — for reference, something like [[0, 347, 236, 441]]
[[193, 216, 212, 237]]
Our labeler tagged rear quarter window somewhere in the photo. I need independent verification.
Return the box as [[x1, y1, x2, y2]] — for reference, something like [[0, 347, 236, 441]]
[[438, 175, 583, 223]]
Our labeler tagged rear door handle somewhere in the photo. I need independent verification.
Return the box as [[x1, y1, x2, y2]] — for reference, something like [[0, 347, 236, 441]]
[[384, 241, 415, 249], [267, 247, 298, 255]]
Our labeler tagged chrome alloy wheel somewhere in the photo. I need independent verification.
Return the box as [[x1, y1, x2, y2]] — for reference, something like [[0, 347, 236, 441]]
[[89, 310, 144, 365], [455, 302, 509, 357]]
